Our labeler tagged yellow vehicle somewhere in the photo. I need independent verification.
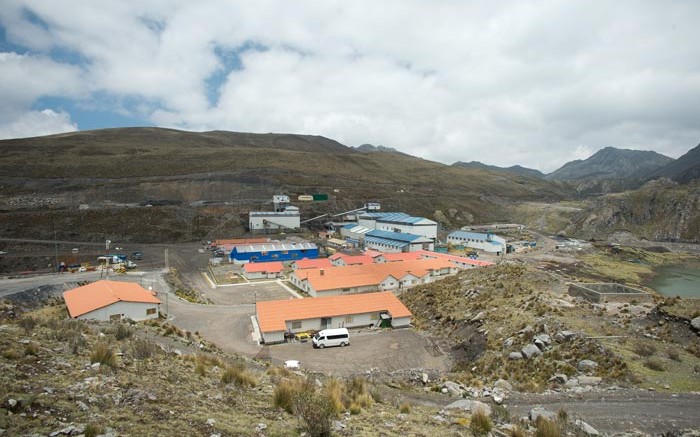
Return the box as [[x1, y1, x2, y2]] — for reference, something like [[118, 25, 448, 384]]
[[294, 332, 311, 342]]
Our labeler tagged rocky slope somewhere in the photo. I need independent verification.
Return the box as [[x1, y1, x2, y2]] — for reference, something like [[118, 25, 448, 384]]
[[452, 161, 545, 178], [648, 143, 700, 184], [566, 179, 700, 243]]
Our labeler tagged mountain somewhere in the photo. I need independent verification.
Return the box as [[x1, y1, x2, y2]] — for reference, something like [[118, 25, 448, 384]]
[[647, 143, 700, 184], [355, 143, 400, 153], [452, 161, 544, 178], [546, 147, 673, 181], [0, 127, 571, 244]]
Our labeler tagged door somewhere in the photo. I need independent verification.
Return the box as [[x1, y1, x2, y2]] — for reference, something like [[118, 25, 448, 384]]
[[321, 318, 331, 329]]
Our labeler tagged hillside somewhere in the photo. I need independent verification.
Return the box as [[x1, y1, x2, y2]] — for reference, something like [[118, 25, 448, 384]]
[[565, 179, 700, 243], [0, 127, 571, 243], [546, 147, 673, 183], [451, 161, 544, 178], [648, 143, 700, 184]]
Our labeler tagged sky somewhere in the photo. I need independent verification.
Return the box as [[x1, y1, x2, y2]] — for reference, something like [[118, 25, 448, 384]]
[[1, 1, 699, 172]]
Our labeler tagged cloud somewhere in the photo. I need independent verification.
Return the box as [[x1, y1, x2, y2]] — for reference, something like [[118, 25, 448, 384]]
[[0, 109, 77, 139], [1, 1, 699, 171]]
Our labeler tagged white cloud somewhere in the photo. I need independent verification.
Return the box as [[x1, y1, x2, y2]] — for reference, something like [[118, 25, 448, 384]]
[[0, 109, 78, 139], [1, 1, 699, 171]]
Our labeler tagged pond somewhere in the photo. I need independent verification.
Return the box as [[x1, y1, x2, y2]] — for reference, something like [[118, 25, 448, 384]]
[[649, 263, 700, 298]]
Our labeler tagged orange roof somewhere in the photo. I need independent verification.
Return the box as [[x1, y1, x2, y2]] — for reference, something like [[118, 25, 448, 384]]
[[416, 250, 494, 267], [243, 261, 284, 273], [294, 258, 333, 269], [293, 258, 456, 292], [214, 238, 269, 247], [362, 249, 385, 258], [381, 252, 424, 262], [63, 280, 160, 318], [256, 292, 412, 332], [335, 255, 374, 265]]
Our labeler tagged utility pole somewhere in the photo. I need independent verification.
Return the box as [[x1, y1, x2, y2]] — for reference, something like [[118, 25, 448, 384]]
[[53, 216, 59, 273]]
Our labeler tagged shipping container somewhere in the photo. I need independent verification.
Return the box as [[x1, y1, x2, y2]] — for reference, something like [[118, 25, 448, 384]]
[[312, 193, 328, 201]]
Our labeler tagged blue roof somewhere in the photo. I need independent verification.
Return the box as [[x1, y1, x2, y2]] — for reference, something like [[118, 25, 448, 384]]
[[364, 235, 409, 248], [361, 211, 435, 225], [366, 230, 430, 243], [448, 231, 490, 241]]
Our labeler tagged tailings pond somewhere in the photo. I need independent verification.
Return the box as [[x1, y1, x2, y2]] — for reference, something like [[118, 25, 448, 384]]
[[649, 263, 700, 298]]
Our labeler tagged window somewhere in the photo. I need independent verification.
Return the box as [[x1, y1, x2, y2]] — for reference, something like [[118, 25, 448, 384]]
[[146, 308, 156, 315], [342, 288, 350, 293], [271, 254, 279, 258], [291, 321, 302, 329], [345, 315, 353, 323]]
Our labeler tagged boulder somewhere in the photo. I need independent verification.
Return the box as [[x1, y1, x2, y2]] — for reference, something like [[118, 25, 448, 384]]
[[443, 381, 464, 397], [471, 311, 486, 322], [575, 419, 601, 436], [509, 352, 523, 360], [555, 330, 577, 342], [691, 316, 700, 332], [503, 337, 515, 348], [565, 378, 579, 387], [494, 379, 513, 392], [521, 344, 542, 359], [445, 399, 492, 416], [578, 360, 599, 372], [519, 325, 534, 335], [529, 407, 557, 422], [533, 334, 551, 346], [549, 373, 568, 384], [422, 373, 429, 384]]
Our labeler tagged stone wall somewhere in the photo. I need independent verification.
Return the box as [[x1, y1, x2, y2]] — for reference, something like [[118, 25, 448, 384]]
[[568, 283, 652, 303]]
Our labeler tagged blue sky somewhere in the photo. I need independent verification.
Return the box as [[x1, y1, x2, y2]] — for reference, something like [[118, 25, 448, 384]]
[[1, 1, 699, 172]]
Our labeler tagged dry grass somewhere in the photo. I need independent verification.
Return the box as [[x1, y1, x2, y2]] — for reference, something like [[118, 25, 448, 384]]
[[90, 342, 117, 368], [221, 364, 257, 387], [534, 418, 561, 437], [469, 410, 492, 436]]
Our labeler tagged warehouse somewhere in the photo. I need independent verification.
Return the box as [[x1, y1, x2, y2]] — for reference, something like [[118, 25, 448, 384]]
[[255, 292, 412, 344], [339, 224, 372, 245], [242, 261, 284, 279], [446, 231, 506, 254], [364, 230, 434, 253], [249, 206, 300, 232], [230, 242, 318, 264], [63, 280, 160, 322], [213, 237, 269, 254], [358, 212, 438, 241]]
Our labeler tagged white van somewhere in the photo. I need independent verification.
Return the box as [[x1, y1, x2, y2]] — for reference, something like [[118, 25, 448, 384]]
[[312, 328, 349, 349]]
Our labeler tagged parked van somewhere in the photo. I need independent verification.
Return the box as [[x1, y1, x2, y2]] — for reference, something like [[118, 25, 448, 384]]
[[312, 328, 349, 349]]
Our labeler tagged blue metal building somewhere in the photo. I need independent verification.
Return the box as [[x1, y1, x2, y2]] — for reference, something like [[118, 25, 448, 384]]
[[230, 242, 319, 264]]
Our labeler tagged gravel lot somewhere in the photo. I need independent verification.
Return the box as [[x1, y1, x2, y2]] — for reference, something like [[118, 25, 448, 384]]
[[204, 281, 295, 305]]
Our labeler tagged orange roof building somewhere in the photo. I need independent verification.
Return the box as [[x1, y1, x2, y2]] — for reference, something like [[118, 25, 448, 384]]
[[255, 292, 412, 343], [416, 250, 495, 268], [242, 261, 284, 279], [63, 280, 161, 321], [290, 258, 457, 297], [292, 258, 333, 270]]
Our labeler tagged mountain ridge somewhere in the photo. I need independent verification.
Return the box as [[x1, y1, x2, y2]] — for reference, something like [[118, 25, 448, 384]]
[[546, 146, 673, 181], [452, 161, 545, 178]]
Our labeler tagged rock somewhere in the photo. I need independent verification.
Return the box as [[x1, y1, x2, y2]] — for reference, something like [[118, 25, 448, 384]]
[[503, 337, 515, 348], [529, 407, 556, 422], [565, 378, 579, 387], [471, 311, 486, 322], [76, 400, 88, 411], [575, 419, 600, 436], [691, 316, 700, 332], [494, 379, 513, 392], [550, 373, 568, 384], [533, 334, 551, 346], [521, 344, 542, 359], [443, 381, 464, 396], [555, 330, 577, 342], [255, 423, 267, 431], [207, 419, 216, 426], [173, 349, 182, 356], [422, 373, 429, 384], [578, 360, 599, 372], [91, 362, 100, 370], [444, 399, 492, 416], [441, 388, 448, 394], [578, 376, 602, 386], [333, 420, 346, 431], [7, 399, 17, 408], [492, 393, 504, 405], [519, 325, 534, 335], [508, 352, 523, 360]]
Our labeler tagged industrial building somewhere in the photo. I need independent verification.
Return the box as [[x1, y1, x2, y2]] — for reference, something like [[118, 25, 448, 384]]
[[249, 206, 301, 232], [213, 238, 269, 254], [364, 229, 434, 253], [358, 212, 438, 241], [63, 280, 160, 322], [230, 242, 318, 264], [289, 258, 457, 297], [446, 231, 506, 254], [255, 292, 412, 344], [242, 261, 284, 280]]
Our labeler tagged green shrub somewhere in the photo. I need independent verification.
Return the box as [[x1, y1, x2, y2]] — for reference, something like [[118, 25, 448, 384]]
[[399, 402, 411, 414], [644, 359, 665, 371], [292, 388, 336, 437], [24, 342, 40, 356], [634, 342, 656, 357], [2, 348, 20, 360], [114, 324, 132, 341], [18, 315, 37, 332], [90, 342, 117, 368], [469, 410, 492, 436], [667, 349, 681, 362]]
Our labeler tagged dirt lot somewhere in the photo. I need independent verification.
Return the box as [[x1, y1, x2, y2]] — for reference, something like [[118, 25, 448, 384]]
[[266, 329, 451, 376], [204, 281, 294, 305]]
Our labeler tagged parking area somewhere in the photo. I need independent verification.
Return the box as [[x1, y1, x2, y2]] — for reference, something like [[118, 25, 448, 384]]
[[204, 281, 294, 305], [267, 329, 451, 376]]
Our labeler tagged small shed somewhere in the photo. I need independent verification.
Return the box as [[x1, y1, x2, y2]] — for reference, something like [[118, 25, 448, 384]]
[[63, 280, 161, 322]]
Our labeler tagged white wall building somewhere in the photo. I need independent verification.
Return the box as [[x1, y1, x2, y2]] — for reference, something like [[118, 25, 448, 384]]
[[358, 212, 438, 241], [63, 280, 160, 322], [249, 206, 300, 231], [446, 231, 506, 254]]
